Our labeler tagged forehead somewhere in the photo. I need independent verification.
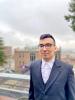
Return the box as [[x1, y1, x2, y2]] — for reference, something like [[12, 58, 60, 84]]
[[39, 38, 54, 44]]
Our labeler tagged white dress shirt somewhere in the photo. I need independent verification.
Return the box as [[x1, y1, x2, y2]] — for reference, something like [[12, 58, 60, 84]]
[[41, 57, 55, 83]]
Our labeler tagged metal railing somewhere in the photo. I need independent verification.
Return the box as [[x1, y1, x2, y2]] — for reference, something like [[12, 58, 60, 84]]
[[0, 73, 30, 100]]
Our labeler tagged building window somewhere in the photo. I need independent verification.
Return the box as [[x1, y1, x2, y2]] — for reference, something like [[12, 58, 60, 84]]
[[30, 52, 35, 62]]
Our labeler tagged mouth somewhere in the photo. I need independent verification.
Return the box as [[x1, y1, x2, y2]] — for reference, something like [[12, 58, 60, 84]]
[[43, 53, 49, 55]]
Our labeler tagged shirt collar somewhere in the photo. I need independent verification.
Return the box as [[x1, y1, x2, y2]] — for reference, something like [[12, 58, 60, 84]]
[[42, 57, 55, 68]]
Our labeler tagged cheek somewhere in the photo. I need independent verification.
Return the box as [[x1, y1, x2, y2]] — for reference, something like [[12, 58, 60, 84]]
[[51, 47, 57, 52], [39, 49, 42, 53]]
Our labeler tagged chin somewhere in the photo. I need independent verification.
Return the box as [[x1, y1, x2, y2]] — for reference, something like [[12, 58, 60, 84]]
[[43, 56, 47, 59]]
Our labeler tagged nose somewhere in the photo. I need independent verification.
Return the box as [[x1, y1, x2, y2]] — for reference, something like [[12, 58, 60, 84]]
[[43, 46, 47, 50]]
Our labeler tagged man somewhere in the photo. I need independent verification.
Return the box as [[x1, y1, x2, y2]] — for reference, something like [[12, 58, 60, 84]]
[[29, 34, 75, 100]]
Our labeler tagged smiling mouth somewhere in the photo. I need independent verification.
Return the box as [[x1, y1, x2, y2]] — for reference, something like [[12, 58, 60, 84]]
[[43, 53, 49, 55]]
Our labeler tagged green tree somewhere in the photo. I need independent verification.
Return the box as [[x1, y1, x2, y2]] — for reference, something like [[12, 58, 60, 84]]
[[0, 37, 6, 66], [65, 0, 75, 31]]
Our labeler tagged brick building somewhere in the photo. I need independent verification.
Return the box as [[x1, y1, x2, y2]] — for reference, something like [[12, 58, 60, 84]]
[[14, 48, 30, 72], [61, 54, 75, 65]]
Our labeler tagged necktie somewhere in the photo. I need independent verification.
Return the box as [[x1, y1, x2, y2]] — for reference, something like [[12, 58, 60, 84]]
[[42, 63, 51, 83]]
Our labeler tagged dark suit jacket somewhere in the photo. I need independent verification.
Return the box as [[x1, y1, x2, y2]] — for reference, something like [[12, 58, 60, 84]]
[[29, 59, 75, 100]]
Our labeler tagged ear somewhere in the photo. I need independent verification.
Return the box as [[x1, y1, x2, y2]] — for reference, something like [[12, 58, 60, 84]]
[[54, 45, 58, 52]]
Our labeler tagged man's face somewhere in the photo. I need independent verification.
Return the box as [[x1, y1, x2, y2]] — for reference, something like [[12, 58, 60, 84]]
[[39, 38, 57, 61]]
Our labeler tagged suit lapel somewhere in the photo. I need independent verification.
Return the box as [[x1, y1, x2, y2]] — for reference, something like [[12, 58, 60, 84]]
[[45, 60, 62, 92], [36, 60, 45, 90]]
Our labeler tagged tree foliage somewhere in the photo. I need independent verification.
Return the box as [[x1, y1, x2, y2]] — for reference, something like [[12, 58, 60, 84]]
[[65, 0, 75, 31], [0, 37, 6, 66]]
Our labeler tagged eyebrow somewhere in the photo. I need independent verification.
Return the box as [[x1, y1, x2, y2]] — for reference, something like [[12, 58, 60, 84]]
[[39, 43, 55, 45]]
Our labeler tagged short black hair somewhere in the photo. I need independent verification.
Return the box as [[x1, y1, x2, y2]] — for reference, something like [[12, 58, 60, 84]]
[[40, 34, 56, 44]]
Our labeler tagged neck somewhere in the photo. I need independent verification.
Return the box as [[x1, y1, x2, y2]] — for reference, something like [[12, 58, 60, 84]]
[[43, 56, 55, 62]]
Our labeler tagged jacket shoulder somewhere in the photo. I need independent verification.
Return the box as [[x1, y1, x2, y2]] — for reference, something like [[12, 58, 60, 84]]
[[30, 60, 41, 69], [56, 59, 73, 69]]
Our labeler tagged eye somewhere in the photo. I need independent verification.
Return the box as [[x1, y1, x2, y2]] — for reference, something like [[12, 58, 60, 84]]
[[45, 43, 53, 47], [39, 44, 44, 47]]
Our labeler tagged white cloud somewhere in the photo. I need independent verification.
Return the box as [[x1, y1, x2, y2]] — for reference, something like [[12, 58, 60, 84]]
[[0, 22, 12, 33], [14, 31, 38, 46], [0, 0, 6, 3], [68, 40, 75, 44], [14, 32, 25, 42]]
